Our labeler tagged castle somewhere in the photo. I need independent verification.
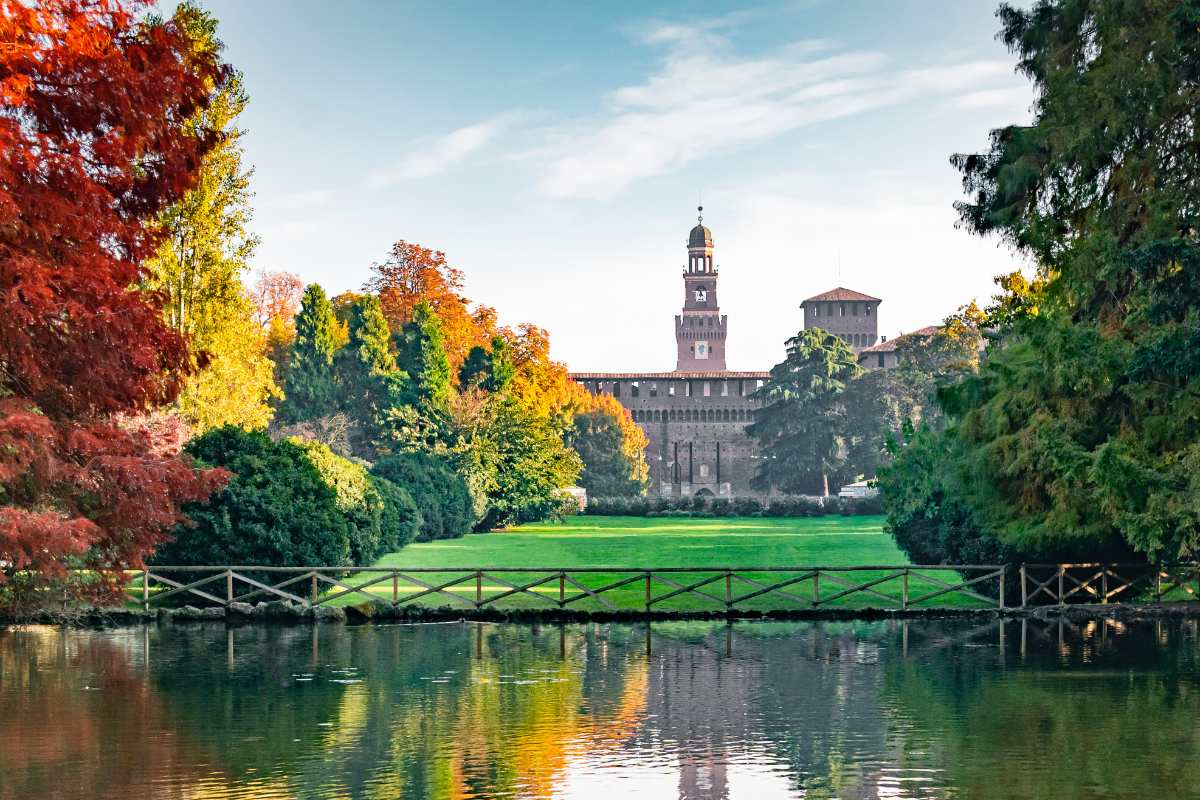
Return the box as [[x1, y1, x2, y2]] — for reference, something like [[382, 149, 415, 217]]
[[572, 209, 882, 498]]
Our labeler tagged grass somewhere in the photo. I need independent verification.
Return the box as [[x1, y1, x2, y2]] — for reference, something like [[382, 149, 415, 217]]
[[321, 515, 1000, 612]]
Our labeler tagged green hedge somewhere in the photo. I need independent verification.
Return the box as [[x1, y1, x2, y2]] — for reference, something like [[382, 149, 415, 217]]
[[154, 427, 354, 572], [370, 451, 473, 541], [584, 494, 883, 518], [292, 440, 420, 564], [154, 428, 421, 580]]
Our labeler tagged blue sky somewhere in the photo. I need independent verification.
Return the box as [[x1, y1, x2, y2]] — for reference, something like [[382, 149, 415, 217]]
[[197, 0, 1033, 371]]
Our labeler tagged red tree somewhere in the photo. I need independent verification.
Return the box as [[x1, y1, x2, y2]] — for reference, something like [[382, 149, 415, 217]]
[[0, 0, 230, 609]]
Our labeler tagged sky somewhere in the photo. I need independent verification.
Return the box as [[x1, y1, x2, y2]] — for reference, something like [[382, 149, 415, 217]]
[[194, 0, 1034, 372]]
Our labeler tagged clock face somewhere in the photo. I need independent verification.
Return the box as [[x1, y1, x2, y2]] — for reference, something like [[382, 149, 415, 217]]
[[694, 287, 708, 302]]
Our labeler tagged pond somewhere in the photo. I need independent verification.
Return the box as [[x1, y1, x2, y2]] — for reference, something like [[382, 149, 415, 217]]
[[1, 617, 1198, 799]]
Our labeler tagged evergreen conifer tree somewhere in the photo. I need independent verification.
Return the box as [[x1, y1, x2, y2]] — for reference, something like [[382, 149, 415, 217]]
[[283, 284, 339, 422], [396, 301, 452, 412], [336, 294, 406, 452], [747, 328, 862, 496], [459, 334, 515, 393]]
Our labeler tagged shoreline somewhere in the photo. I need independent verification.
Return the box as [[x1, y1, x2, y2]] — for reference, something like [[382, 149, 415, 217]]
[[4, 599, 1200, 629]]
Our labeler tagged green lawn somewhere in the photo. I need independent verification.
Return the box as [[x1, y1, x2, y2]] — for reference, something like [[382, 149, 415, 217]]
[[379, 515, 905, 569], [321, 515, 1001, 612]]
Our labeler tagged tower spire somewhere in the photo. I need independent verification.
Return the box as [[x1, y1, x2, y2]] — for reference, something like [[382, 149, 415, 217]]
[[697, 204, 703, 224]]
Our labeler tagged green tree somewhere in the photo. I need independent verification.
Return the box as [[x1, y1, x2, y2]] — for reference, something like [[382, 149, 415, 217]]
[[459, 335, 516, 393], [569, 394, 650, 497], [747, 328, 862, 496], [396, 301, 453, 411], [886, 0, 1200, 562], [282, 284, 340, 423], [843, 305, 986, 481], [335, 294, 407, 454], [144, 3, 277, 431], [454, 398, 582, 529]]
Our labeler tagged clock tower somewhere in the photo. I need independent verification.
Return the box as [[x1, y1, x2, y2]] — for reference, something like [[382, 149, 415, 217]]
[[675, 207, 727, 371]]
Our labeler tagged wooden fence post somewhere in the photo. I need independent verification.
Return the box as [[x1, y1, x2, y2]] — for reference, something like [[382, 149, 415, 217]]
[[812, 570, 820, 607], [1020, 565, 1027, 609], [559, 572, 566, 605], [225, 571, 233, 605], [725, 572, 732, 608], [475, 571, 483, 606], [645, 572, 652, 612], [998, 566, 1005, 610], [1058, 566, 1065, 608], [1155, 565, 1162, 602], [901, 569, 909, 610], [142, 568, 149, 610], [393, 572, 399, 604], [310, 573, 318, 605]]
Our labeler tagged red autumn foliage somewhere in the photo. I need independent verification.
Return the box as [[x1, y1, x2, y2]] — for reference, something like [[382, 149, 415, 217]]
[[0, 0, 231, 609]]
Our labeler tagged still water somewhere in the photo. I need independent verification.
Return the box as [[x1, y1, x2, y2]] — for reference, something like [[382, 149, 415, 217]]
[[1, 617, 1198, 799]]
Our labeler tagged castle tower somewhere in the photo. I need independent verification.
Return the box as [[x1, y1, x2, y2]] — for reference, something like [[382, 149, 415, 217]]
[[675, 207, 727, 371]]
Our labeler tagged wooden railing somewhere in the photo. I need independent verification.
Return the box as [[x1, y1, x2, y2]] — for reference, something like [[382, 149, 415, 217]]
[[1018, 563, 1200, 606], [121, 564, 1013, 613]]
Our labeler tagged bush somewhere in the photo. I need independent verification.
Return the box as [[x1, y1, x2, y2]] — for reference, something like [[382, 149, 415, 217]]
[[371, 451, 473, 541], [731, 496, 764, 516], [292, 440, 409, 565], [369, 475, 422, 552], [584, 494, 880, 518], [154, 427, 353, 574], [765, 496, 825, 517]]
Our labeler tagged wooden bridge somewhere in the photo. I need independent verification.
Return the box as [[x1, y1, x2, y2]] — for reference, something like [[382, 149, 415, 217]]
[[119, 562, 1200, 613]]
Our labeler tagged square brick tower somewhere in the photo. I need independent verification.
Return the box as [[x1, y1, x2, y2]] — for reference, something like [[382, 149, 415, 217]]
[[801, 287, 881, 352], [675, 206, 727, 371]]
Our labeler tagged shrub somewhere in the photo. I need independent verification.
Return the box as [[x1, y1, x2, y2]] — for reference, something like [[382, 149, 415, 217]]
[[766, 496, 824, 517], [369, 475, 421, 552], [584, 493, 880, 518], [153, 427, 353, 574], [731, 496, 764, 516], [371, 451, 473, 541], [291, 440, 398, 565]]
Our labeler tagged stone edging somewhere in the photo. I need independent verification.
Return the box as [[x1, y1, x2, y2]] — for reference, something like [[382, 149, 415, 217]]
[[3, 600, 1200, 629]]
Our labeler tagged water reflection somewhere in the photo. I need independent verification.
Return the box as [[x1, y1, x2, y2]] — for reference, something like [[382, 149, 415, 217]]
[[1, 617, 1198, 799]]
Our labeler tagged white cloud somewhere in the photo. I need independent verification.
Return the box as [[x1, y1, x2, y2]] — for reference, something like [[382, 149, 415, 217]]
[[538, 21, 1021, 199], [953, 86, 1032, 110], [369, 117, 510, 187]]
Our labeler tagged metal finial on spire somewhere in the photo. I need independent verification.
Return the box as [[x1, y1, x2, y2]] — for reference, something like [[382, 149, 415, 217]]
[[697, 204, 703, 224]]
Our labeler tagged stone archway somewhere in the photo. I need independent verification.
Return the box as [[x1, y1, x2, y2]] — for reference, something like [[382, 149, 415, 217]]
[[693, 488, 716, 498]]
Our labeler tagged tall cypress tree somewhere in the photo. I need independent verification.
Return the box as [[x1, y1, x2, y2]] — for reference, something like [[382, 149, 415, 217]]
[[396, 301, 452, 412], [283, 283, 339, 422], [336, 294, 405, 450]]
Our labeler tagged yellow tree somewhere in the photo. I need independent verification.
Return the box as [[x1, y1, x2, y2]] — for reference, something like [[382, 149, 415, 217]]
[[145, 4, 278, 430]]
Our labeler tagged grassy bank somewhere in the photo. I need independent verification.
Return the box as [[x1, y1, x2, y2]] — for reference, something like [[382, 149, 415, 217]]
[[322, 515, 995, 611]]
